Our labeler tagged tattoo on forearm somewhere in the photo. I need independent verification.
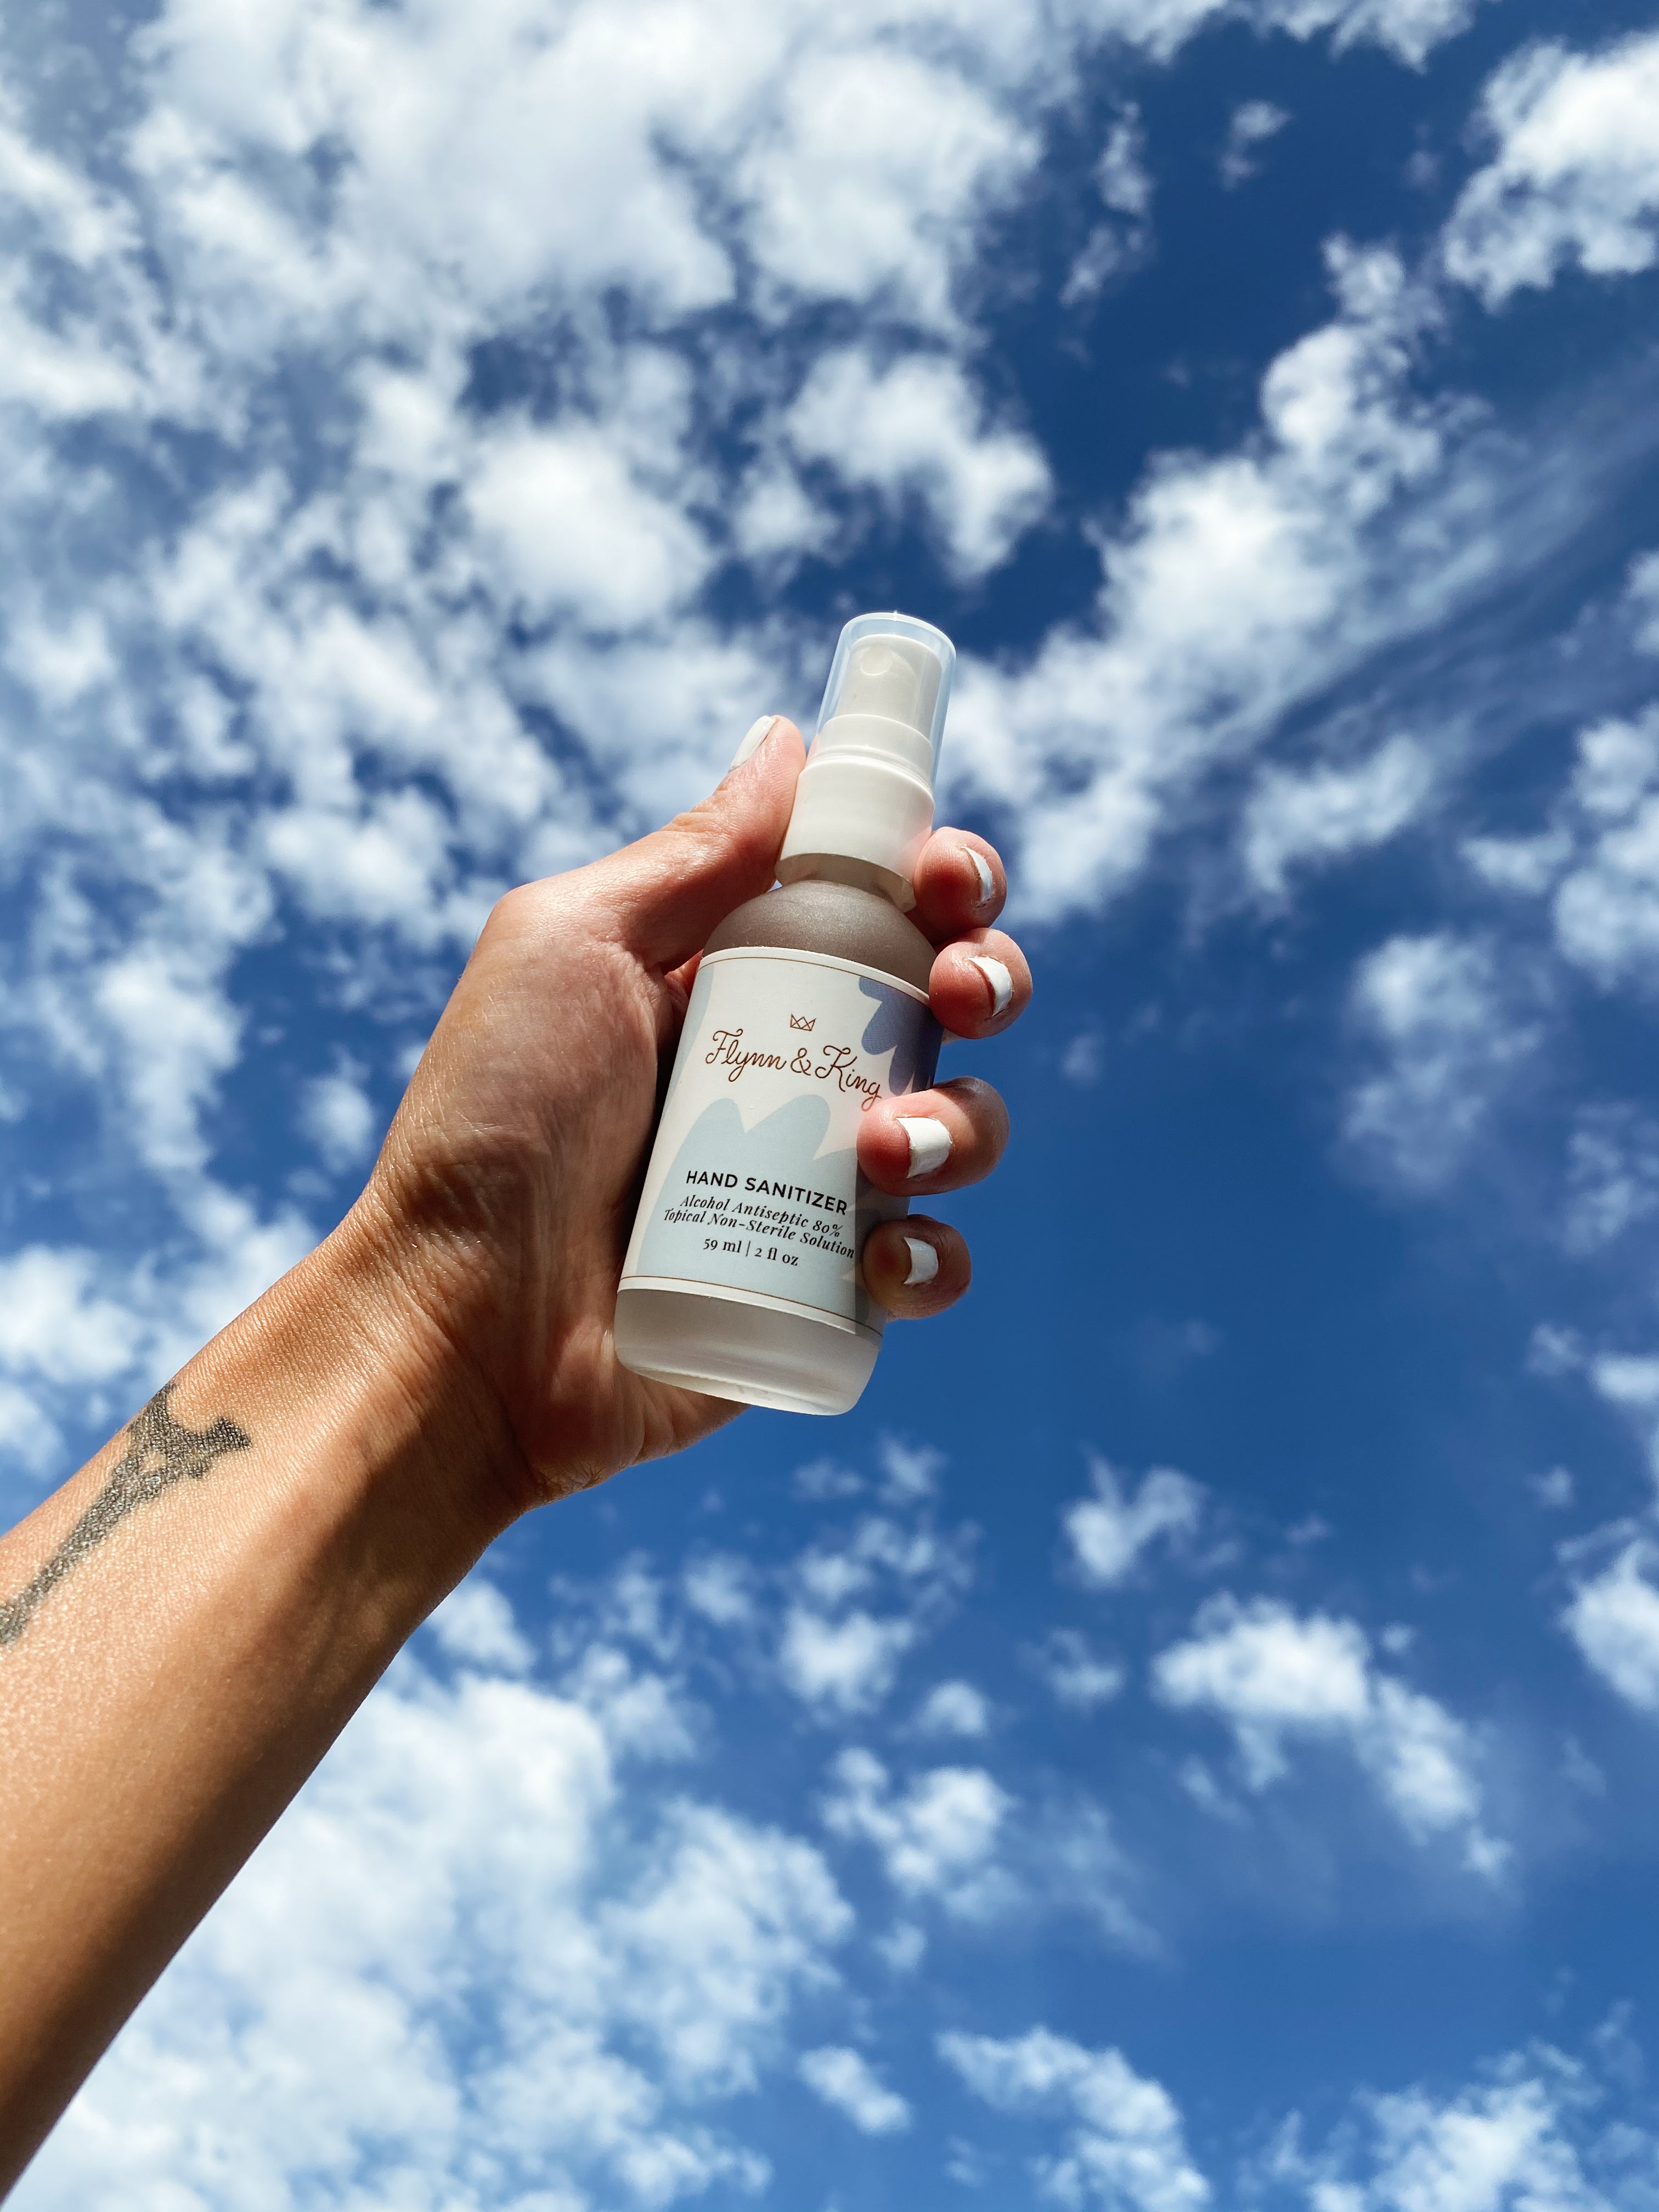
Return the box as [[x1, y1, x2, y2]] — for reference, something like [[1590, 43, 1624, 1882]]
[[0, 1386, 251, 1648]]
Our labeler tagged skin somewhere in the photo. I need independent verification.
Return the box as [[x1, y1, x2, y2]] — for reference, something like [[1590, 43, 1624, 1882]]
[[0, 716, 1030, 2193]]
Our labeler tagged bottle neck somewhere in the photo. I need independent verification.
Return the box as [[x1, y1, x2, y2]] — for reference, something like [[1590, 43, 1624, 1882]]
[[775, 850, 914, 911]]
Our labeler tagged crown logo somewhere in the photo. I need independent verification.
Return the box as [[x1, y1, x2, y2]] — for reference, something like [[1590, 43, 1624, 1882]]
[[789, 1013, 815, 1032]]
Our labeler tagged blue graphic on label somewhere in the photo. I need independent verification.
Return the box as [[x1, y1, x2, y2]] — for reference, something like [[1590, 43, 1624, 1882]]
[[621, 946, 941, 1336]]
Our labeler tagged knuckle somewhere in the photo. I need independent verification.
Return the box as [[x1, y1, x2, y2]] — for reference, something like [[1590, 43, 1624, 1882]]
[[491, 881, 534, 924], [485, 881, 548, 940]]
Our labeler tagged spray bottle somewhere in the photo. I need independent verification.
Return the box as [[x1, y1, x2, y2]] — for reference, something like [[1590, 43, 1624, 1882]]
[[614, 612, 954, 1414]]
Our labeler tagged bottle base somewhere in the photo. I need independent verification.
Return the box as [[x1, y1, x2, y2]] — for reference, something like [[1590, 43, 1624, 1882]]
[[613, 1284, 879, 1417]]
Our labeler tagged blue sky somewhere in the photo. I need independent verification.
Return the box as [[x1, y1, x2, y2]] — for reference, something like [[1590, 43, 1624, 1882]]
[[7, 0, 1659, 2205]]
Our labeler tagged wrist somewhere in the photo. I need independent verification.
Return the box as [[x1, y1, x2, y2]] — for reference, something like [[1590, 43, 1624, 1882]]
[[201, 1191, 534, 1609]]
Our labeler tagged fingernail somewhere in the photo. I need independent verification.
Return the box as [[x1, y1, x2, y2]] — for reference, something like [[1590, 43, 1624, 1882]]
[[730, 714, 780, 770], [970, 955, 1013, 1017], [904, 1235, 939, 1287], [898, 1115, 952, 1179], [967, 848, 994, 907]]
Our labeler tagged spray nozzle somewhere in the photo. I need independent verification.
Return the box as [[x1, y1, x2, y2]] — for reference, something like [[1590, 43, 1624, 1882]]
[[777, 611, 957, 908], [836, 634, 944, 747]]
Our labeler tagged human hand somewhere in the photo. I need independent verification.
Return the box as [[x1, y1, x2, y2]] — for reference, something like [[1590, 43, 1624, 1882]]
[[350, 716, 1032, 1508]]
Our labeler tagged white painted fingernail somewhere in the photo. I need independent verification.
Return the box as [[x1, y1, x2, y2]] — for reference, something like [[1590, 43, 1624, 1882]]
[[904, 1236, 939, 1287], [970, 955, 1013, 1017], [730, 714, 780, 769], [967, 848, 994, 906], [899, 1115, 952, 1179]]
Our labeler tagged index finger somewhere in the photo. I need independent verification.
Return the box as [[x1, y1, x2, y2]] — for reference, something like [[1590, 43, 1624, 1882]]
[[912, 828, 1005, 945]]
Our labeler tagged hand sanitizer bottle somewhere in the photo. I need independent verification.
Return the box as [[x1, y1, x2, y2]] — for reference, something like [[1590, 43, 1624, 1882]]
[[614, 611, 955, 1415]]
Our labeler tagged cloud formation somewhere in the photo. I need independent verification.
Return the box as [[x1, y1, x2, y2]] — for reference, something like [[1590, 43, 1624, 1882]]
[[1444, 32, 1659, 307], [941, 2027, 1209, 2212], [1152, 1596, 1504, 1874], [1064, 1458, 1206, 1587], [21, 1637, 850, 2208]]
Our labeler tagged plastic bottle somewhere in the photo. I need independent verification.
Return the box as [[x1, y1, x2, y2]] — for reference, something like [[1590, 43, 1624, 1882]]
[[614, 612, 955, 1415]]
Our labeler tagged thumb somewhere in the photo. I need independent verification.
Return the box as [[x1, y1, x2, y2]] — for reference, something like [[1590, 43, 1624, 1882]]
[[591, 715, 805, 970]]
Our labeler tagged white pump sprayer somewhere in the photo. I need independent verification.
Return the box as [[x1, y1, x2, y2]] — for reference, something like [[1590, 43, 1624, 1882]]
[[777, 612, 955, 910]]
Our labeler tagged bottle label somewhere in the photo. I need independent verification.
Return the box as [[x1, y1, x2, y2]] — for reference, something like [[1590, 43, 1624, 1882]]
[[620, 945, 941, 1338]]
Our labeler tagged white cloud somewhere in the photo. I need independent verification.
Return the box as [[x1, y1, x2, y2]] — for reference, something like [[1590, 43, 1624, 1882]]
[[1242, 736, 1432, 898], [949, 242, 1462, 919], [0, 1246, 145, 1386], [682, 1552, 757, 1628], [1551, 708, 1659, 989], [1562, 1104, 1659, 1254], [1317, 0, 1488, 67], [822, 1748, 1014, 1921], [1062, 1030, 1105, 1086], [1575, 704, 1659, 821], [1344, 933, 1541, 1189], [780, 1605, 917, 1715], [1455, 702, 1659, 1018], [1152, 1596, 1503, 1871], [94, 946, 245, 1181], [1064, 107, 1154, 303], [915, 1680, 992, 1737], [426, 1575, 536, 1674], [602, 1799, 849, 2096], [740, 43, 1034, 329], [774, 1503, 972, 1715], [1574, 1349, 1659, 1488], [1155, 1597, 1373, 1773], [1629, 551, 1659, 653], [877, 1436, 945, 1500], [0, 1379, 64, 1481], [1443, 32, 1659, 308], [566, 1556, 682, 1664], [552, 1487, 972, 1745], [1260, 2059, 1610, 2212], [1096, 108, 1154, 221], [1064, 1459, 1205, 1587], [940, 2027, 1209, 2212], [1589, 1353, 1659, 1414], [1563, 1542, 1659, 1713], [786, 348, 1050, 581], [1177, 1756, 1248, 1824], [469, 419, 714, 631], [1221, 99, 1290, 189], [20, 1627, 850, 2210], [798, 2046, 912, 2135], [1033, 1628, 1127, 1713], [1092, 0, 1486, 69], [562, 1644, 701, 1761], [299, 1059, 380, 1174], [792, 1457, 866, 1504], [1462, 827, 1573, 895]]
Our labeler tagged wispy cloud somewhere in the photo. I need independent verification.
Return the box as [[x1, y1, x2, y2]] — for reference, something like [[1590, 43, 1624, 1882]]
[[1153, 1595, 1506, 1875]]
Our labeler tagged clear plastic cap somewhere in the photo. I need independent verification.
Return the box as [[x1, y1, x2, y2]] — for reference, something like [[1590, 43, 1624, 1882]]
[[815, 612, 955, 763], [778, 612, 956, 908]]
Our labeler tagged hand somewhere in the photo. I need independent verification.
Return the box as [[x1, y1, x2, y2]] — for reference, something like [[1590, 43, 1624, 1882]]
[[351, 716, 1032, 1507]]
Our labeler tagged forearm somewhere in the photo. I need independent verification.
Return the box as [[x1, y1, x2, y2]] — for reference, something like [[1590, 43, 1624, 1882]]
[[0, 1204, 522, 2193]]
